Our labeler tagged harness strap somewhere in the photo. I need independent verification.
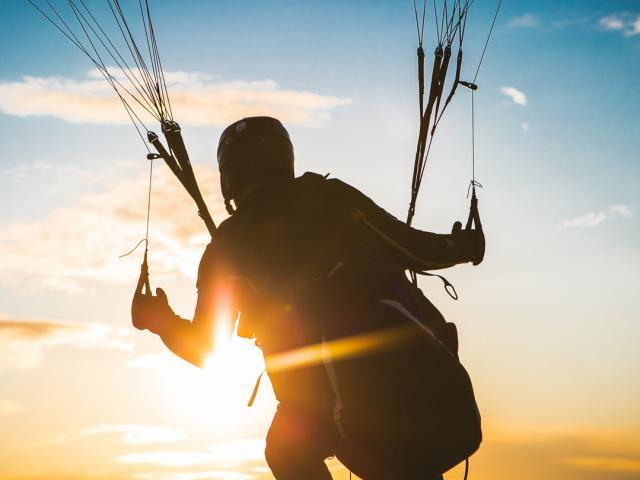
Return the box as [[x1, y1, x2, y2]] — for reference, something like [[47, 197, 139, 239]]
[[247, 369, 265, 407], [355, 210, 458, 299], [415, 270, 458, 300]]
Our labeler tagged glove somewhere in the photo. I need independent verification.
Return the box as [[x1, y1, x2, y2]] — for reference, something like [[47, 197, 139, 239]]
[[451, 221, 485, 266], [131, 261, 175, 333]]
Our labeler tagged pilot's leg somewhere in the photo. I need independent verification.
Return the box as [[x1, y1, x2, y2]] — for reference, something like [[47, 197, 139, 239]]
[[265, 404, 334, 480]]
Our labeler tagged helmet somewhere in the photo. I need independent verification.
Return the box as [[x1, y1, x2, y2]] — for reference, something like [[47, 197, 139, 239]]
[[217, 116, 294, 212]]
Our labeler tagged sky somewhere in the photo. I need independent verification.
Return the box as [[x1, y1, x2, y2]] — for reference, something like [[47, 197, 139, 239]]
[[0, 0, 639, 479]]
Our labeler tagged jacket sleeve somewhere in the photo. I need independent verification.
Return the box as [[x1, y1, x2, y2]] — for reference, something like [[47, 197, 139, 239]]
[[325, 178, 474, 271], [154, 242, 235, 367], [192, 242, 220, 333]]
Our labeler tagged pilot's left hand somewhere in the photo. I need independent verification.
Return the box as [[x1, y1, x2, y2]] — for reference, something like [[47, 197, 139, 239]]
[[131, 262, 175, 333]]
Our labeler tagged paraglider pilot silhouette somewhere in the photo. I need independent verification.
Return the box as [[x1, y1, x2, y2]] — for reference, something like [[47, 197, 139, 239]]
[[132, 116, 485, 480]]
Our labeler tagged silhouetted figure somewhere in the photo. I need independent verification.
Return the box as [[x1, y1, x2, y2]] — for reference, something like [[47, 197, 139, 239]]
[[132, 117, 485, 479]]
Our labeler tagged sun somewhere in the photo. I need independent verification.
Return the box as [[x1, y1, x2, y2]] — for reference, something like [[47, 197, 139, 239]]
[[151, 319, 270, 431]]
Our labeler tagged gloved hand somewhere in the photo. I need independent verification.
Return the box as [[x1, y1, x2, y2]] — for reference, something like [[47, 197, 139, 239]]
[[451, 221, 485, 266], [131, 262, 175, 333]]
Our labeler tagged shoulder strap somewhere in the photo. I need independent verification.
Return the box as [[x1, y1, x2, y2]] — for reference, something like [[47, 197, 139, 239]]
[[297, 171, 330, 184]]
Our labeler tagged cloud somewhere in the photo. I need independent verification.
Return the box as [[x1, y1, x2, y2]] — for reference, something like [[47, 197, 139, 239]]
[[508, 14, 539, 28], [559, 204, 634, 229], [465, 429, 640, 480], [550, 17, 590, 30], [0, 315, 132, 370], [609, 204, 633, 217], [627, 16, 640, 36], [132, 472, 253, 480], [0, 165, 225, 293], [598, 14, 640, 36], [500, 86, 527, 106], [599, 15, 625, 31], [0, 161, 105, 199], [116, 451, 215, 467], [81, 424, 186, 445], [0, 70, 351, 127], [10, 430, 640, 480], [47, 424, 186, 446], [209, 439, 266, 463], [0, 400, 24, 416], [563, 456, 640, 473], [126, 352, 177, 369], [560, 211, 607, 228], [520, 122, 529, 132], [113, 432, 640, 480], [115, 438, 265, 468]]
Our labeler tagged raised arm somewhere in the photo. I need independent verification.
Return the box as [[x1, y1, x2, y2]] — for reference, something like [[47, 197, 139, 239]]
[[325, 178, 484, 270], [131, 244, 230, 368]]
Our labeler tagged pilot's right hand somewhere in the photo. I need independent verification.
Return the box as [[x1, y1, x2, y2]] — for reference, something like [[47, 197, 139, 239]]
[[451, 221, 485, 266]]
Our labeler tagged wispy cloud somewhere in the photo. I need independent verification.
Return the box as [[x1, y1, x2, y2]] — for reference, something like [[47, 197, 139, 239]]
[[561, 211, 607, 228], [48, 424, 186, 446], [0, 70, 351, 127], [520, 122, 529, 132], [116, 451, 215, 467], [126, 352, 177, 369], [11, 429, 640, 480], [114, 431, 640, 480], [0, 399, 24, 416], [0, 160, 110, 199], [508, 14, 539, 28], [563, 456, 640, 473], [209, 439, 266, 463], [550, 17, 590, 30], [599, 15, 625, 31], [559, 204, 634, 229], [116, 438, 265, 468], [609, 204, 633, 217], [507, 13, 592, 32], [83, 424, 185, 445], [132, 472, 254, 480], [500, 86, 527, 106], [598, 14, 640, 37], [0, 166, 224, 293], [628, 16, 640, 36], [0, 315, 132, 370]]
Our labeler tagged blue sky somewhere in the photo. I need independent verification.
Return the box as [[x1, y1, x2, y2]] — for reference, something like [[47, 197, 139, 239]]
[[2, 0, 639, 216], [0, 1, 639, 479]]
